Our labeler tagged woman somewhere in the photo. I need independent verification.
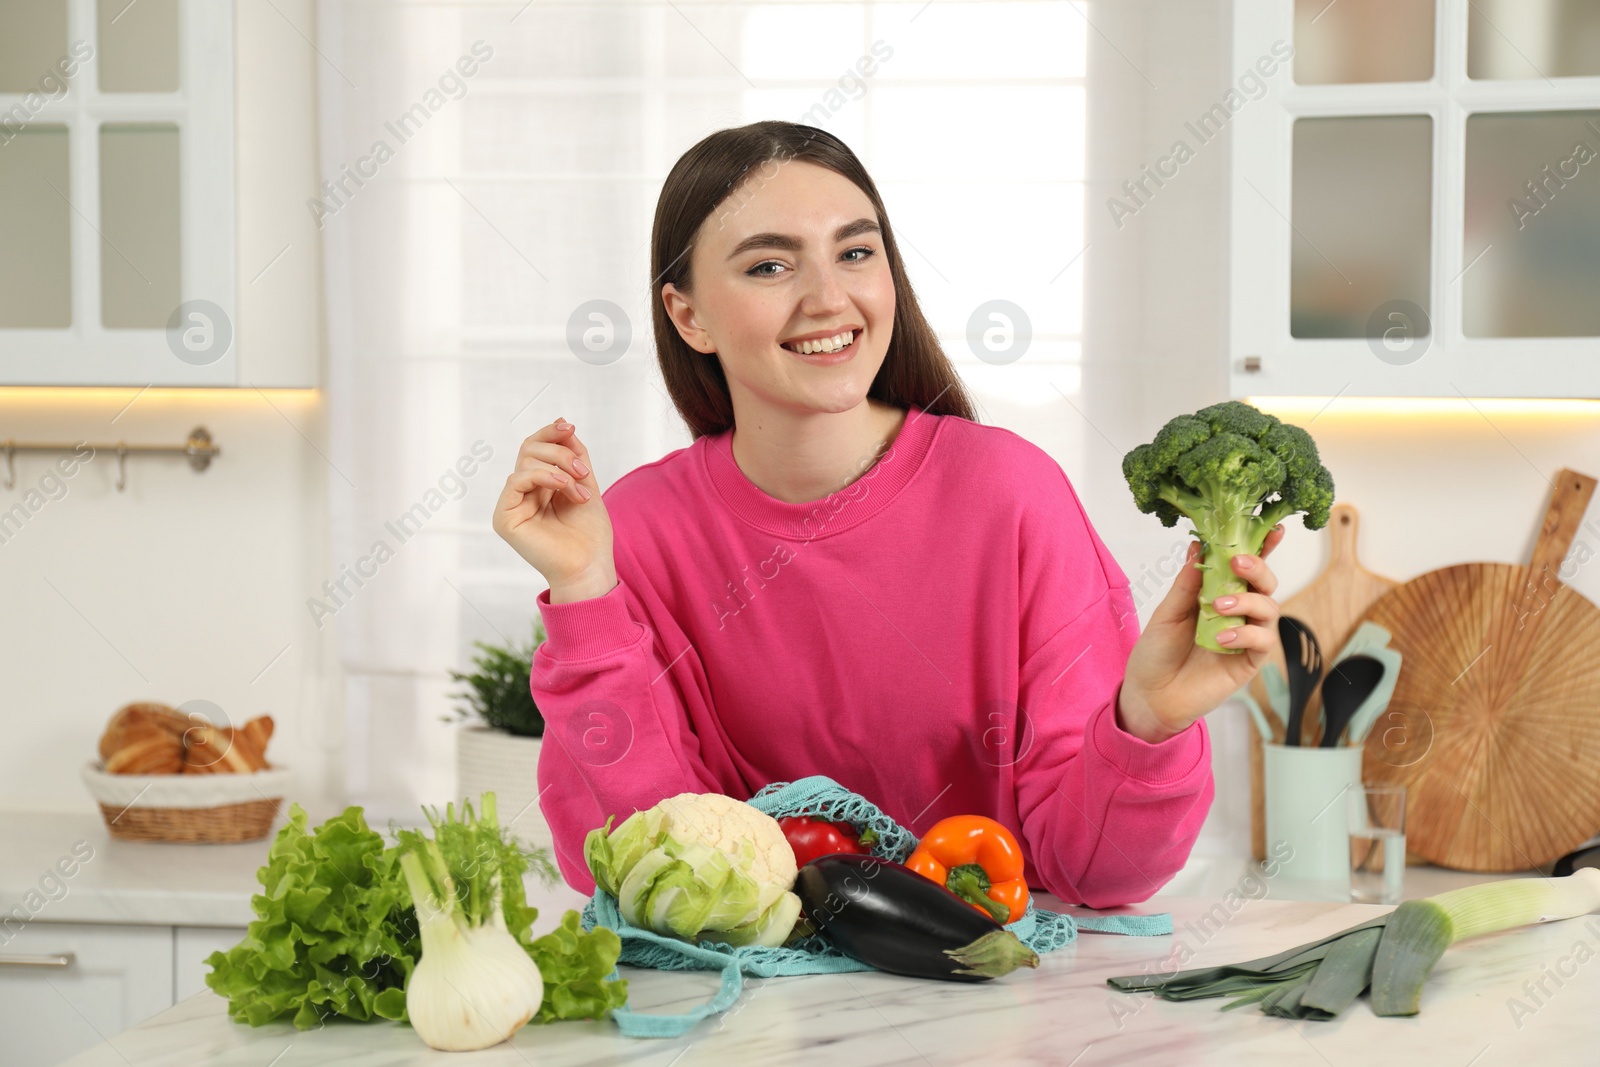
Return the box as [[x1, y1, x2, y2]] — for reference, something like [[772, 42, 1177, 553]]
[[491, 121, 1283, 907]]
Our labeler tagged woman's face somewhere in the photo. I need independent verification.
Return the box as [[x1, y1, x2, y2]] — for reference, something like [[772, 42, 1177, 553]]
[[662, 159, 896, 418]]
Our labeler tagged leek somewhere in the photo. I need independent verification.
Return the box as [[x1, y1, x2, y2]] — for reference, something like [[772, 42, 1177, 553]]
[[1370, 867, 1600, 1016], [1106, 869, 1600, 1020]]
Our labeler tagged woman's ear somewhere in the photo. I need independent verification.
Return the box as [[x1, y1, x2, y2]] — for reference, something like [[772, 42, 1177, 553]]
[[661, 283, 714, 354]]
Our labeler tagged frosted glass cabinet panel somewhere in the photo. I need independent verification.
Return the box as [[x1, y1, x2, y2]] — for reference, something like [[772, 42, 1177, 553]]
[[1469, 0, 1600, 80], [97, 0, 180, 92], [1290, 115, 1434, 339], [1293, 0, 1435, 85], [0, 127, 73, 328], [0, 0, 235, 385], [99, 123, 182, 328], [0, 0, 66, 92], [1463, 110, 1600, 337], [1233, 0, 1600, 399]]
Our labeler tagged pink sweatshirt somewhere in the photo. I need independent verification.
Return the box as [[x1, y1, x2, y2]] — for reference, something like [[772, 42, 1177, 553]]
[[530, 405, 1213, 908]]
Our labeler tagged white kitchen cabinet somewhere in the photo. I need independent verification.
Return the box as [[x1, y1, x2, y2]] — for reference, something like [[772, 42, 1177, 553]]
[[0, 0, 236, 386], [0, 921, 247, 1067], [1229, 0, 1600, 400], [0, 0, 323, 388], [0, 922, 173, 1067]]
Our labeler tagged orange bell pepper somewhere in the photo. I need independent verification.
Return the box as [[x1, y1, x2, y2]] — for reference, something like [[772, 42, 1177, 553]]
[[906, 815, 1029, 925]]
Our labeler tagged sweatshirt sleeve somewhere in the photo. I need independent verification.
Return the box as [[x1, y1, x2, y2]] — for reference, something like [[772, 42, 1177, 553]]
[[530, 577, 721, 894], [1009, 463, 1214, 909]]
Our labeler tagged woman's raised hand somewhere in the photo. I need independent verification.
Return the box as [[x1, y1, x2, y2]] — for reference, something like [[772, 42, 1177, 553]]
[[491, 418, 617, 603]]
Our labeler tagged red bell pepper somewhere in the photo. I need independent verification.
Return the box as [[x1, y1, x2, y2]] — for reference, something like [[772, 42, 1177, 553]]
[[778, 816, 879, 868]]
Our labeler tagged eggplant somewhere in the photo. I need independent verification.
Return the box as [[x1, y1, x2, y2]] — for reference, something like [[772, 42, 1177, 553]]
[[794, 854, 1040, 982]]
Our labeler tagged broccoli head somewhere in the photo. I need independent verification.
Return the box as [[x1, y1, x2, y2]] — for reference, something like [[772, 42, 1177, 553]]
[[1121, 401, 1335, 653]]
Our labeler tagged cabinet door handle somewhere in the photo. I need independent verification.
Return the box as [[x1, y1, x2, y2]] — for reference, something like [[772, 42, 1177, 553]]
[[0, 952, 76, 968]]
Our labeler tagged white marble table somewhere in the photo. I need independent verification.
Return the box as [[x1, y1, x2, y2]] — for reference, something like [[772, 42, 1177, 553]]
[[56, 887, 1599, 1066]]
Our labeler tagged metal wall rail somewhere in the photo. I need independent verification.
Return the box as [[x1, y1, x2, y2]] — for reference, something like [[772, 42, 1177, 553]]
[[2, 426, 220, 492]]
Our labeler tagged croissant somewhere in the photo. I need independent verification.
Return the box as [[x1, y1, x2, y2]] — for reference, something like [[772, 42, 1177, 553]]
[[103, 721, 185, 774], [99, 702, 189, 763], [181, 722, 270, 774], [239, 715, 274, 759]]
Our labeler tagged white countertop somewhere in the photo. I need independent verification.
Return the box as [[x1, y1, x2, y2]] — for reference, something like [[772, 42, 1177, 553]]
[[0, 799, 420, 927], [0, 802, 1538, 930], [55, 888, 1600, 1066]]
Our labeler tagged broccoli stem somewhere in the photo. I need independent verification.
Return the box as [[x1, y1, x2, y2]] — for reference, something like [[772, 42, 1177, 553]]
[[1196, 549, 1249, 653], [1188, 503, 1274, 655]]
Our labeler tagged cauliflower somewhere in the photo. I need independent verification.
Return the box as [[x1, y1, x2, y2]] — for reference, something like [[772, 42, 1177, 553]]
[[584, 791, 801, 948]]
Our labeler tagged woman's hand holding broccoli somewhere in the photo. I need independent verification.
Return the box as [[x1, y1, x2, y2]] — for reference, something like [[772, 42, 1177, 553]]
[[1116, 400, 1334, 742], [1116, 526, 1286, 742]]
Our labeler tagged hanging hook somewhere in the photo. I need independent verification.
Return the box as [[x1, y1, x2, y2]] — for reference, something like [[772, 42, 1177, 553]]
[[0, 430, 221, 489]]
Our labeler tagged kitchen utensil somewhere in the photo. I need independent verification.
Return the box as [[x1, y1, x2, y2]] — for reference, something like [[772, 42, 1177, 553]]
[[1358, 468, 1600, 871], [1553, 843, 1600, 877], [1266, 506, 1400, 744], [1325, 622, 1402, 746], [1249, 504, 1400, 858], [1344, 644, 1403, 746], [1236, 688, 1276, 743], [1260, 661, 1289, 739], [1317, 654, 1385, 747], [1279, 615, 1323, 746], [1333, 620, 1394, 662]]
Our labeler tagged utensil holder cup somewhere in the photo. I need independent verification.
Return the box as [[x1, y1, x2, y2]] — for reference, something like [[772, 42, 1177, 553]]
[[1263, 743, 1364, 883]]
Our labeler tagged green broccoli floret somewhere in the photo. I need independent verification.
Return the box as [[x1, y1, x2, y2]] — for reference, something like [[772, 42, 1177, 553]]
[[1121, 401, 1335, 654]]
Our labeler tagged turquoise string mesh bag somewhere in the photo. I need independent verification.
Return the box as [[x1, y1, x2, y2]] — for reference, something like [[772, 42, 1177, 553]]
[[578, 775, 1174, 1038]]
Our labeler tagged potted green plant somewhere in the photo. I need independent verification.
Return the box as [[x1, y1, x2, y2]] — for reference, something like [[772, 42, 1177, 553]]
[[447, 622, 550, 850]]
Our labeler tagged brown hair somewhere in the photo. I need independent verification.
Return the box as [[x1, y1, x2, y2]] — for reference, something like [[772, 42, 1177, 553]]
[[650, 120, 978, 439]]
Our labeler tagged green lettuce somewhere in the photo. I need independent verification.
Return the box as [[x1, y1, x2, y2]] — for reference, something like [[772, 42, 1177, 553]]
[[204, 800, 627, 1031], [527, 911, 627, 1024]]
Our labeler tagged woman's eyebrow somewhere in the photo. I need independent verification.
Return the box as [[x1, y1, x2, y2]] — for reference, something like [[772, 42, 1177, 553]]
[[725, 217, 881, 260]]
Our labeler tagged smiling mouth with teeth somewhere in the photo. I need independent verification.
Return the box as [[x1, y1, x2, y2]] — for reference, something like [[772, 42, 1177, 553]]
[[781, 329, 857, 355]]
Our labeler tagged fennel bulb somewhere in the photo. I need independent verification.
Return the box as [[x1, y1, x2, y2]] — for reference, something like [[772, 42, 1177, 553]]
[[397, 796, 545, 1051]]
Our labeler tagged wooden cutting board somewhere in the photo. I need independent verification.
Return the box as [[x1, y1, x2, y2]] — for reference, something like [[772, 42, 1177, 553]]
[[1356, 469, 1600, 871], [1248, 503, 1399, 860]]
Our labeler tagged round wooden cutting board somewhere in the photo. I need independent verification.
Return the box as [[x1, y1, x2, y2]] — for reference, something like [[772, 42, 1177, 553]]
[[1358, 469, 1600, 872]]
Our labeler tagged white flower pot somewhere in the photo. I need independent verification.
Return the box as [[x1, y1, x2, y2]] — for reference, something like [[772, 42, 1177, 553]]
[[455, 725, 552, 853]]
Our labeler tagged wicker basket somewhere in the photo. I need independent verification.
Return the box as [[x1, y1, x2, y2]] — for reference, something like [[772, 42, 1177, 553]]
[[81, 761, 295, 843]]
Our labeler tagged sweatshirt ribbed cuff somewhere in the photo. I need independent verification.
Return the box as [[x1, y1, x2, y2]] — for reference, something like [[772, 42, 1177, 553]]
[[1089, 689, 1209, 786], [535, 579, 643, 662]]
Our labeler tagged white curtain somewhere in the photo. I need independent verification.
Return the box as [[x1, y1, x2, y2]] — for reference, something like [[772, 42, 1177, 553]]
[[316, 0, 1089, 822]]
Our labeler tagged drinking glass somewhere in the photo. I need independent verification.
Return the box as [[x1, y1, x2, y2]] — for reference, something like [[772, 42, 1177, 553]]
[[1349, 784, 1406, 904]]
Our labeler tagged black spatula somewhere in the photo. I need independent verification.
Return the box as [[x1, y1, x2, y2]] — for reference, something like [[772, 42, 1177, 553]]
[[1279, 615, 1322, 746], [1317, 654, 1385, 747]]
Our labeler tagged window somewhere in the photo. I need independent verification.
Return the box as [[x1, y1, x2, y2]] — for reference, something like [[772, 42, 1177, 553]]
[[318, 1, 1088, 813], [445, 1, 1087, 407], [1231, 0, 1600, 399], [0, 0, 234, 385]]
